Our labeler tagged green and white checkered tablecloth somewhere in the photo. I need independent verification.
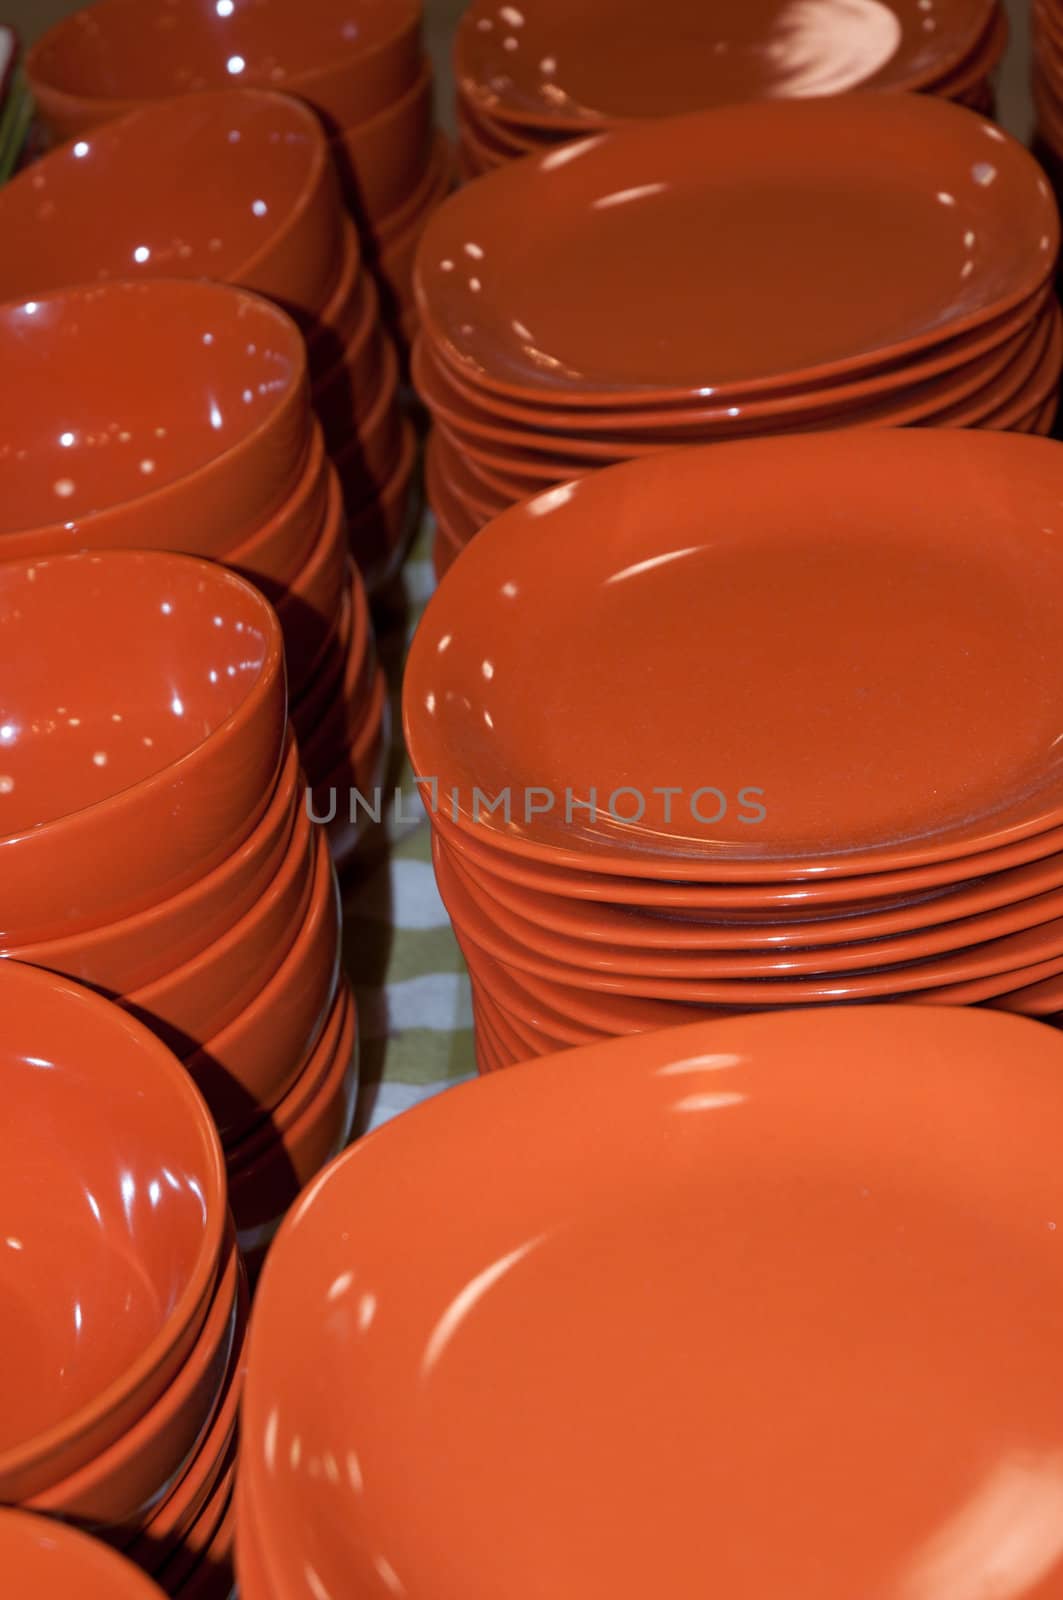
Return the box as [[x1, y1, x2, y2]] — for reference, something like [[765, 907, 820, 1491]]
[[343, 511, 478, 1134]]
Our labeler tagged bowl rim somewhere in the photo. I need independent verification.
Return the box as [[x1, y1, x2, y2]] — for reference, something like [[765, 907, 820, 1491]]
[[0, 277, 308, 543], [26, 0, 424, 108], [0, 87, 334, 306], [0, 959, 227, 1488], [0, 548, 286, 850]]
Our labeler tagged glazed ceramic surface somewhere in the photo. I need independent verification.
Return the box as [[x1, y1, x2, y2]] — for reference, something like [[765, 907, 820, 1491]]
[[0, 89, 342, 318], [0, 1510, 167, 1600], [0, 549, 286, 944], [456, 0, 998, 124], [27, 0, 423, 135], [0, 279, 309, 557], [416, 96, 1055, 403], [0, 960, 225, 1503], [242, 1005, 1063, 1600], [405, 430, 1063, 877]]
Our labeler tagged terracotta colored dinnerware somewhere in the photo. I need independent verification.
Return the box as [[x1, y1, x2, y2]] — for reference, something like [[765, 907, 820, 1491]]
[[238, 1005, 1063, 1599], [0, 1510, 169, 1600], [406, 429, 1063, 1060], [0, 271, 395, 819], [1034, 0, 1063, 194], [416, 95, 1061, 563], [26, 0, 450, 348], [0, 109, 415, 590], [0, 549, 285, 945], [455, 0, 1006, 176], [0, 279, 309, 558], [0, 89, 344, 325], [0, 959, 226, 1505]]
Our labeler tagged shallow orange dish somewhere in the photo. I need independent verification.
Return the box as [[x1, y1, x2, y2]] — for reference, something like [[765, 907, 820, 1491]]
[[241, 1004, 1063, 1600], [405, 430, 1063, 878], [416, 95, 1055, 405]]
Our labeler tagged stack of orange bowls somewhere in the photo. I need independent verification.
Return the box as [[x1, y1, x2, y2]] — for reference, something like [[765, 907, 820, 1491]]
[[1034, 0, 1063, 190], [405, 430, 1063, 1072], [0, 277, 387, 850], [455, 0, 1007, 178], [0, 550, 357, 1262], [0, 961, 238, 1595], [415, 95, 1061, 578], [0, 88, 415, 590], [24, 0, 449, 349]]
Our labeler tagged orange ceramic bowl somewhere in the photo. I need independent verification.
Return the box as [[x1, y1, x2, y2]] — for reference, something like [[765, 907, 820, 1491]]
[[0, 961, 226, 1504], [0, 279, 311, 560], [374, 128, 453, 249], [26, 0, 424, 140], [274, 466, 350, 697], [5, 731, 299, 996], [298, 595, 378, 777], [310, 280, 388, 441], [0, 550, 287, 946], [28, 1222, 241, 1528], [224, 420, 331, 597], [314, 318, 401, 458], [121, 796, 316, 1055], [329, 339, 404, 510], [228, 979, 358, 1261], [309, 668, 391, 862], [346, 417, 419, 589], [289, 582, 354, 748], [0, 89, 344, 323], [185, 826, 341, 1144], [291, 568, 372, 747], [0, 1510, 167, 1600], [306, 218, 372, 380], [328, 59, 435, 224], [126, 1306, 244, 1573]]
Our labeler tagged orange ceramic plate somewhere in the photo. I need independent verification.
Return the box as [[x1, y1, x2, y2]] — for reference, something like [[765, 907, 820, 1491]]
[[415, 96, 1056, 406], [456, 0, 998, 127], [405, 430, 1063, 879], [242, 1005, 1063, 1600]]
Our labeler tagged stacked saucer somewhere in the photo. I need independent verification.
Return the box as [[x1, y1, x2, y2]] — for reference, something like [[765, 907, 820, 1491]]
[[0, 961, 240, 1597], [405, 430, 1063, 1068], [455, 0, 1007, 177], [0, 278, 388, 845], [25, 0, 448, 347], [0, 550, 357, 1246], [0, 88, 415, 588], [1034, 1, 1063, 192], [415, 95, 1060, 576]]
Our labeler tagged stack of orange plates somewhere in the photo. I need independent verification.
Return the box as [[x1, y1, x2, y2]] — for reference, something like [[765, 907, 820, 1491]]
[[0, 961, 241, 1598], [238, 1004, 1063, 1598], [415, 96, 1061, 579], [1034, 1, 1063, 190], [455, 0, 1008, 177], [406, 429, 1063, 1068], [0, 88, 417, 589], [25, 0, 449, 350]]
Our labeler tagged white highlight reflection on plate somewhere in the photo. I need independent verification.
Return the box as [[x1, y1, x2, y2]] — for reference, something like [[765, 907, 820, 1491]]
[[762, 0, 902, 96]]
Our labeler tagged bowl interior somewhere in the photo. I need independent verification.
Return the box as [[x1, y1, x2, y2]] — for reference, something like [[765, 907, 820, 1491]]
[[31, 0, 419, 98], [0, 965, 221, 1461], [0, 552, 275, 837], [0, 282, 302, 535], [0, 90, 324, 302]]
